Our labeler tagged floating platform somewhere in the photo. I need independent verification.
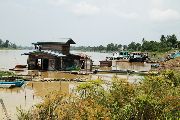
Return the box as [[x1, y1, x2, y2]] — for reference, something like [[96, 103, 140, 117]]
[[94, 70, 149, 75]]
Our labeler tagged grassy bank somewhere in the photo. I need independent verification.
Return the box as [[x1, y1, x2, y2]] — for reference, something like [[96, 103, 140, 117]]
[[17, 70, 180, 120]]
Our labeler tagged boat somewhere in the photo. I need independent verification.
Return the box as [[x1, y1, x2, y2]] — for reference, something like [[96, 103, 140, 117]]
[[15, 65, 27, 68], [101, 51, 129, 67], [107, 51, 129, 60], [9, 65, 27, 71], [129, 52, 148, 62], [0, 80, 25, 88]]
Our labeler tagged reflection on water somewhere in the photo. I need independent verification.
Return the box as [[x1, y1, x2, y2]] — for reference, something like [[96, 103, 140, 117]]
[[0, 85, 40, 120], [0, 81, 76, 120], [27, 70, 89, 80]]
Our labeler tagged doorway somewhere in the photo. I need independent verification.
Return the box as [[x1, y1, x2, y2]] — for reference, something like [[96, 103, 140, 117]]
[[43, 59, 49, 70]]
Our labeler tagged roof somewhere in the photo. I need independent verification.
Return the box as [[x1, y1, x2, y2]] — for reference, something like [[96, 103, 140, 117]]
[[22, 50, 66, 57], [32, 39, 76, 45]]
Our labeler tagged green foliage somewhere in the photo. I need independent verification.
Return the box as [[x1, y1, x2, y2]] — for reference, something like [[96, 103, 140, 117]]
[[128, 42, 141, 51], [0, 38, 18, 49], [17, 107, 33, 120], [18, 70, 180, 120], [71, 34, 179, 53], [0, 71, 15, 77], [141, 34, 178, 52]]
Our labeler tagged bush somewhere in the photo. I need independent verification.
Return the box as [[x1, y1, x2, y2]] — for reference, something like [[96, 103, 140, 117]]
[[17, 70, 180, 120]]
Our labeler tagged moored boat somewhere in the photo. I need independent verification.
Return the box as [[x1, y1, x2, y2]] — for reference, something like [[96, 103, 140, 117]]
[[15, 65, 27, 68], [107, 51, 129, 60], [0, 79, 25, 88], [129, 52, 148, 62]]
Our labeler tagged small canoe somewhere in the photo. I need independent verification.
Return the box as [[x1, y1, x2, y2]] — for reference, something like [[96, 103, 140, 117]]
[[0, 80, 25, 87]]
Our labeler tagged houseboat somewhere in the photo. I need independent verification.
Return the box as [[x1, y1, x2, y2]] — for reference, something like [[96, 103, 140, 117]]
[[100, 51, 149, 67], [23, 39, 92, 72], [100, 51, 129, 67], [107, 51, 129, 60]]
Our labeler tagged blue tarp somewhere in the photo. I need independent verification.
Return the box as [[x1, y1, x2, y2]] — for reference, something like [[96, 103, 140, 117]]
[[171, 52, 180, 58]]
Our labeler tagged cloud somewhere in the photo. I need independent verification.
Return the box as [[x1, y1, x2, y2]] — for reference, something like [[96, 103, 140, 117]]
[[48, 0, 69, 6], [150, 8, 180, 22], [151, 0, 163, 8], [48, 0, 139, 18], [72, 2, 100, 16], [111, 11, 139, 19]]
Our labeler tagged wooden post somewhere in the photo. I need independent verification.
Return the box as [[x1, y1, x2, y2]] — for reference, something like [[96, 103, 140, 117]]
[[86, 56, 87, 74], [0, 99, 11, 120], [60, 57, 63, 70], [116, 60, 117, 75], [41, 59, 43, 71]]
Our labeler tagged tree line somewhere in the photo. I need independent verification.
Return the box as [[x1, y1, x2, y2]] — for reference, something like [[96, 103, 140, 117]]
[[71, 34, 179, 52], [0, 39, 17, 49]]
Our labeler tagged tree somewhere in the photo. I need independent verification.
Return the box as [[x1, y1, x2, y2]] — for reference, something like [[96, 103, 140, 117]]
[[166, 34, 178, 48], [98, 45, 105, 52], [160, 35, 166, 43], [141, 39, 159, 52], [0, 39, 3, 47], [136, 43, 141, 51], [118, 44, 122, 51], [123, 45, 128, 51], [12, 43, 17, 49], [3, 40, 9, 48]]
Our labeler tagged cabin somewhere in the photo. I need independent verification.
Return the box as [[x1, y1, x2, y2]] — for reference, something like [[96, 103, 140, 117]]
[[23, 39, 92, 72]]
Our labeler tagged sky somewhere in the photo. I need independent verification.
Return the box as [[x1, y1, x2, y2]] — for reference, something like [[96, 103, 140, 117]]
[[0, 0, 180, 46]]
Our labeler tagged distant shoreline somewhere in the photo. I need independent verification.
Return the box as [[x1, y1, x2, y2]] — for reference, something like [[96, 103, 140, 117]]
[[0, 48, 29, 50]]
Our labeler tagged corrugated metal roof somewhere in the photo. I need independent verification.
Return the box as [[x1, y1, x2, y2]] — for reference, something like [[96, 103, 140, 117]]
[[32, 39, 76, 45], [42, 50, 66, 57]]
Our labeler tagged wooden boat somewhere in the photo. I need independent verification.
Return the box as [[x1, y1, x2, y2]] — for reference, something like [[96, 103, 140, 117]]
[[9, 65, 27, 71], [15, 65, 27, 68], [0, 80, 25, 88], [9, 68, 25, 71]]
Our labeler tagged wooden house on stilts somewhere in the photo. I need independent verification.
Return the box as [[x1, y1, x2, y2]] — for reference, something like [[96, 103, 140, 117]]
[[23, 39, 92, 72]]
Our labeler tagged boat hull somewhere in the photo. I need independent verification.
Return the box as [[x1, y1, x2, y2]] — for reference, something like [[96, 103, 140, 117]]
[[0, 80, 24, 87], [129, 58, 145, 62]]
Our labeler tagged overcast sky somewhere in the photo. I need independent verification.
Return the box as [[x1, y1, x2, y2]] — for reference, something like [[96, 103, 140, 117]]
[[0, 0, 180, 46]]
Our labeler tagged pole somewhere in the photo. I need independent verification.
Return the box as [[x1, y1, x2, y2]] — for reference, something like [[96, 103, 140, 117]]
[[86, 56, 87, 74], [0, 99, 11, 120], [116, 60, 117, 75]]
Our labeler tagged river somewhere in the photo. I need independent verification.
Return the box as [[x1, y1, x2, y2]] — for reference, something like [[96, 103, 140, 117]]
[[0, 50, 149, 119]]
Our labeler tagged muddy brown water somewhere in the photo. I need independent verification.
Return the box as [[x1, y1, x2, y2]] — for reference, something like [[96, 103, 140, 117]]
[[0, 50, 149, 119], [0, 81, 77, 120]]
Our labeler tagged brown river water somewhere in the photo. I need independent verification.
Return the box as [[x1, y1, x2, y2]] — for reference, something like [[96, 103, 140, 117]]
[[0, 50, 150, 119]]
